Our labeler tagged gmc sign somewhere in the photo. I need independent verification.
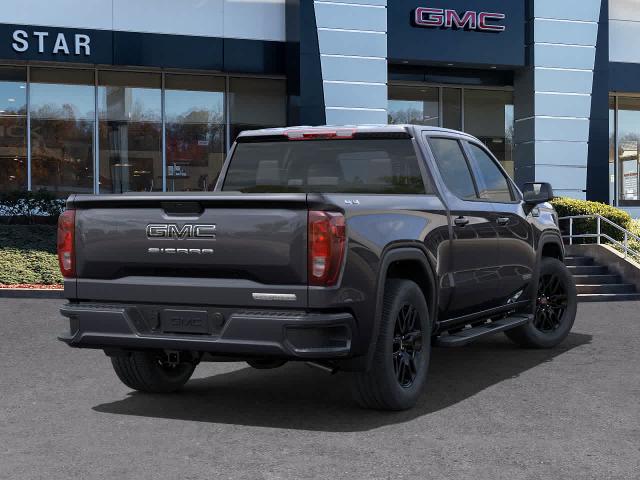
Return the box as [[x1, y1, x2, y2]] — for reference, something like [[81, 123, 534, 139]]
[[414, 7, 506, 32]]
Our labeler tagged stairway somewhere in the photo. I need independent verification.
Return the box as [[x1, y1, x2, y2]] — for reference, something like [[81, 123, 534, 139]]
[[565, 255, 640, 302]]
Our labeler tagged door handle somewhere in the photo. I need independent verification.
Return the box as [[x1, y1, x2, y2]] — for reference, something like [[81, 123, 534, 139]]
[[496, 217, 509, 226], [454, 216, 469, 227]]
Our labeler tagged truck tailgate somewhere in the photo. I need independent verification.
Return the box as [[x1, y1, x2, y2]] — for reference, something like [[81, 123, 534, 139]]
[[68, 193, 309, 307]]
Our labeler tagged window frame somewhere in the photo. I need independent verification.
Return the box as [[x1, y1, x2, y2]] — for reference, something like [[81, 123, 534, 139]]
[[462, 140, 520, 204]]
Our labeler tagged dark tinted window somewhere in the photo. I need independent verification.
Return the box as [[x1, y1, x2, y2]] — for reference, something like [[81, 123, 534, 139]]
[[428, 137, 477, 200], [467, 143, 513, 202], [222, 139, 427, 194]]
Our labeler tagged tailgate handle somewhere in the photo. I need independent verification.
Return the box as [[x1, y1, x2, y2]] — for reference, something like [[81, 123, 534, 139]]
[[161, 202, 204, 216]]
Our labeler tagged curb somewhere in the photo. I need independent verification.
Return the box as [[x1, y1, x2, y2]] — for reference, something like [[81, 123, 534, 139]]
[[0, 289, 63, 299]]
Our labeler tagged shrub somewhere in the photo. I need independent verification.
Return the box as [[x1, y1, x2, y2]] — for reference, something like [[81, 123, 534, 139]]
[[0, 225, 62, 285], [0, 190, 66, 225], [550, 197, 632, 243]]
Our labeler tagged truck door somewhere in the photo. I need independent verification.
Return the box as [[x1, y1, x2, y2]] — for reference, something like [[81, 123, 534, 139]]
[[425, 135, 502, 319], [462, 140, 536, 305]]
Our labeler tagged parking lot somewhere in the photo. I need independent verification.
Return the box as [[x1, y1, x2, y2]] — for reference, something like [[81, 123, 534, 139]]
[[1, 298, 638, 479]]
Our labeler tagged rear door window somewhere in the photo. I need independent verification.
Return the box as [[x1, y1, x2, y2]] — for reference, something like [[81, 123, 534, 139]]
[[222, 139, 428, 194], [427, 137, 477, 200]]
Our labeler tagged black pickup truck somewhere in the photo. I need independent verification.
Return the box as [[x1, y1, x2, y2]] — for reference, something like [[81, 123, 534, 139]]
[[58, 125, 576, 410]]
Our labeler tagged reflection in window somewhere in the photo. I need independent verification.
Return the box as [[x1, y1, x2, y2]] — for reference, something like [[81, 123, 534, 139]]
[[0, 66, 27, 192], [616, 97, 640, 203], [165, 75, 225, 191], [609, 96, 616, 204], [30, 68, 94, 197], [388, 86, 439, 126], [229, 78, 286, 142], [98, 71, 162, 193], [467, 142, 512, 202], [442, 88, 462, 131], [464, 89, 514, 178]]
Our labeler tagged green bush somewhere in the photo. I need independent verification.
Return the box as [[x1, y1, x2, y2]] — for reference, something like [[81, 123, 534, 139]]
[[0, 189, 66, 225], [0, 225, 62, 285], [550, 197, 632, 243]]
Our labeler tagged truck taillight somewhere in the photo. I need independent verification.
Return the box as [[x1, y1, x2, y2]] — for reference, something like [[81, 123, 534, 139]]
[[57, 209, 76, 278], [308, 211, 346, 286]]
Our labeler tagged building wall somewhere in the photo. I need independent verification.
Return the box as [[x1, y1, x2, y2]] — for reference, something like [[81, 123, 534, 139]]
[[314, 0, 388, 125], [0, 0, 286, 41], [515, 0, 603, 200], [610, 0, 640, 64]]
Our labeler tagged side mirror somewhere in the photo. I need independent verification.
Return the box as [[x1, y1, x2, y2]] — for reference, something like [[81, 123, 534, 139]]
[[522, 182, 554, 205]]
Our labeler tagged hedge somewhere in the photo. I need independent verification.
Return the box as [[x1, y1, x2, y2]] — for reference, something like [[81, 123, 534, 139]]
[[550, 197, 632, 243], [0, 225, 62, 285], [0, 190, 66, 225]]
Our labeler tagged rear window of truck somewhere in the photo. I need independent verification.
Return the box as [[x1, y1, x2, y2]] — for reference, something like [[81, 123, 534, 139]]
[[222, 139, 427, 194]]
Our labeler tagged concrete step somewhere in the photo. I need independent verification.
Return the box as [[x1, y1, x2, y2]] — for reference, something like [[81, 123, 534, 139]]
[[564, 256, 594, 267], [573, 274, 622, 285], [578, 293, 640, 302], [576, 284, 636, 295], [568, 265, 609, 275]]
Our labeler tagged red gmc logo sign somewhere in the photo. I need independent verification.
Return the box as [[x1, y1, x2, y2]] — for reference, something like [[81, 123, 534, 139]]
[[414, 7, 506, 32]]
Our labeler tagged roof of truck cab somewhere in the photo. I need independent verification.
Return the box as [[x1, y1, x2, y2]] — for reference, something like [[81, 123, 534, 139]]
[[236, 125, 477, 140]]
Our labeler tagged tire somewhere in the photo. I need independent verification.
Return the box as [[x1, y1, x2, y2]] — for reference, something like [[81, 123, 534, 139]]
[[351, 279, 431, 411], [246, 359, 287, 369], [505, 257, 577, 349], [111, 351, 196, 393]]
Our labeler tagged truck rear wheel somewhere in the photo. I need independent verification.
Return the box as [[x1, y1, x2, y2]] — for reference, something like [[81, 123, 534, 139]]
[[111, 351, 196, 393], [505, 257, 577, 349], [351, 279, 431, 411]]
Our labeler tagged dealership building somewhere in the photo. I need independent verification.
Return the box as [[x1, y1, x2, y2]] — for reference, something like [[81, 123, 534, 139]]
[[1, 0, 640, 216]]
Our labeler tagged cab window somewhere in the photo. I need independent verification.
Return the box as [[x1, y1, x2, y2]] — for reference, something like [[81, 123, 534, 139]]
[[466, 142, 514, 202]]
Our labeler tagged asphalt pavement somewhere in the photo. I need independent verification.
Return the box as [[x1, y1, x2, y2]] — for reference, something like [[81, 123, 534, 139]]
[[1, 299, 638, 479]]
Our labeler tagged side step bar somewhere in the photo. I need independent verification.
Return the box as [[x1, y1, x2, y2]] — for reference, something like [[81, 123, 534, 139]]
[[434, 313, 532, 347]]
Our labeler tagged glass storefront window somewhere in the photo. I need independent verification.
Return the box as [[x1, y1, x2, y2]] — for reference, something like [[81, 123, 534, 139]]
[[388, 85, 439, 126], [442, 88, 462, 130], [616, 97, 640, 203], [0, 66, 27, 192], [229, 77, 286, 142], [464, 89, 514, 178], [98, 71, 162, 193], [609, 96, 616, 204], [165, 74, 225, 191], [30, 68, 95, 197]]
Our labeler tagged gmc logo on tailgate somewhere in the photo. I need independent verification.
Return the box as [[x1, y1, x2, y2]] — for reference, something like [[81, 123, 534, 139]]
[[414, 7, 506, 32], [146, 224, 216, 239]]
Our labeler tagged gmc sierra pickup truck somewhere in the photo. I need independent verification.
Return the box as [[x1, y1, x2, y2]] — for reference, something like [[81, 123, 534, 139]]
[[58, 125, 576, 411]]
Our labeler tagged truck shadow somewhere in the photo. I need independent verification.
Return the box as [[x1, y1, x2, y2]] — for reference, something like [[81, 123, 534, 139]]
[[93, 332, 591, 432]]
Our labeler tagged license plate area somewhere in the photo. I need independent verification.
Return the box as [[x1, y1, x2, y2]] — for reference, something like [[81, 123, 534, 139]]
[[160, 309, 210, 335]]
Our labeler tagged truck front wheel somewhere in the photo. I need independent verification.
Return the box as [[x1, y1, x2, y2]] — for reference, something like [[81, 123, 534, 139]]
[[505, 257, 577, 348], [111, 351, 196, 393], [351, 279, 431, 411]]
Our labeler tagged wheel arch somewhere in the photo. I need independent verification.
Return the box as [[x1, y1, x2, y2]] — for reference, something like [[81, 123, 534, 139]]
[[528, 231, 566, 312], [365, 246, 438, 372]]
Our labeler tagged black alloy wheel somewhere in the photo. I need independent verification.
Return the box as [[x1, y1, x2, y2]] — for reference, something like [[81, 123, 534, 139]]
[[392, 304, 423, 388], [535, 272, 569, 332]]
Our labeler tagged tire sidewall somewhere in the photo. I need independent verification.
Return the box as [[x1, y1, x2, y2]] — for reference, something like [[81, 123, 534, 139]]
[[525, 257, 577, 348], [379, 280, 431, 409]]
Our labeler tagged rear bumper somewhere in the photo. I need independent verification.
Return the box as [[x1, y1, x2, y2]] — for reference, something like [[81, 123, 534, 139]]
[[58, 303, 355, 359]]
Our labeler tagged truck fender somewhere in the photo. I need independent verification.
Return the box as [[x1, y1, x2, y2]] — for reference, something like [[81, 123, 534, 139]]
[[528, 232, 565, 312], [365, 246, 438, 372]]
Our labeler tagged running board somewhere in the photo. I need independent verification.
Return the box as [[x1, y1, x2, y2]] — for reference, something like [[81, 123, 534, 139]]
[[434, 314, 533, 347]]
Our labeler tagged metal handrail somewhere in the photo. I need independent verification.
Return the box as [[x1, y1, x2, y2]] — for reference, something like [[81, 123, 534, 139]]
[[558, 214, 640, 260]]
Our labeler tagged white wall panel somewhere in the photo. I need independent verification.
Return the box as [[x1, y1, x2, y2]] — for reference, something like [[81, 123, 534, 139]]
[[320, 56, 386, 83], [610, 19, 640, 63], [535, 68, 594, 94], [325, 108, 387, 125], [610, 0, 640, 22], [536, 165, 588, 190], [534, 19, 598, 46], [534, 0, 601, 22], [0, 0, 113, 30], [223, 0, 285, 41], [323, 82, 387, 109], [113, 0, 224, 36], [534, 44, 596, 70], [317, 29, 386, 57], [535, 93, 592, 118], [535, 117, 590, 142], [535, 141, 590, 167], [314, 2, 386, 32]]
